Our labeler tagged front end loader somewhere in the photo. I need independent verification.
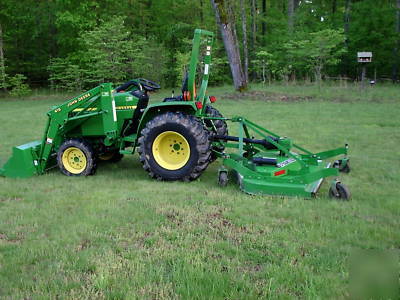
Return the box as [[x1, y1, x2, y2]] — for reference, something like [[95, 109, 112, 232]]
[[0, 29, 351, 199]]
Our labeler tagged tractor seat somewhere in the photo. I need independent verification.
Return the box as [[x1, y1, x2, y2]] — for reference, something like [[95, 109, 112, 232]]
[[163, 95, 184, 102], [123, 90, 149, 135]]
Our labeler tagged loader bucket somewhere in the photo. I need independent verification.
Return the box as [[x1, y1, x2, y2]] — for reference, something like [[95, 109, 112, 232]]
[[0, 141, 42, 178]]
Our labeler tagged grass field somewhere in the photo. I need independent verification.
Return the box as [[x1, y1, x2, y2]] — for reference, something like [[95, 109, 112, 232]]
[[0, 84, 399, 299]]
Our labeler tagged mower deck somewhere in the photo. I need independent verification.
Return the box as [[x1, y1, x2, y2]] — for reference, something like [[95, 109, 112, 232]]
[[212, 117, 350, 199], [223, 153, 336, 197]]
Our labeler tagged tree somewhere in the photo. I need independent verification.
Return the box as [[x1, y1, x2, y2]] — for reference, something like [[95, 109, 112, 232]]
[[0, 23, 6, 91], [394, 0, 400, 81], [288, 0, 300, 32], [262, 0, 267, 38], [210, 0, 248, 91], [285, 29, 346, 85], [240, 0, 249, 82], [344, 0, 351, 47], [288, 0, 295, 32], [8, 74, 31, 96]]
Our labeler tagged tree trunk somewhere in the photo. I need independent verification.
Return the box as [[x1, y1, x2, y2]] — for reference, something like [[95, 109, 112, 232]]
[[251, 0, 257, 50], [200, 0, 204, 24], [250, 0, 257, 80], [344, 0, 351, 47], [240, 0, 249, 82], [343, 0, 351, 77], [210, 0, 247, 91], [262, 0, 267, 39], [288, 0, 299, 32], [397, 0, 400, 37], [393, 0, 400, 82], [0, 23, 6, 91], [294, 0, 300, 10], [332, 0, 337, 15], [288, 0, 294, 32]]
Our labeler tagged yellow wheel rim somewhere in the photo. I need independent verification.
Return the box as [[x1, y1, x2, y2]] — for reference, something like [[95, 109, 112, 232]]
[[62, 147, 87, 174], [152, 131, 190, 170]]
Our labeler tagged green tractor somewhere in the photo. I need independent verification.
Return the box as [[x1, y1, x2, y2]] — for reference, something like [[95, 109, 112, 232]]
[[0, 29, 351, 199]]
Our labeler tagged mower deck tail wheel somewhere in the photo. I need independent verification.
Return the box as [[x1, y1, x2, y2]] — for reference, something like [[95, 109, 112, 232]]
[[329, 182, 351, 200], [57, 139, 97, 176], [138, 112, 211, 181], [218, 171, 228, 187]]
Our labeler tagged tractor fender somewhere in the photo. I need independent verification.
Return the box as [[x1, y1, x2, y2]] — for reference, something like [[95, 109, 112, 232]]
[[137, 102, 197, 135]]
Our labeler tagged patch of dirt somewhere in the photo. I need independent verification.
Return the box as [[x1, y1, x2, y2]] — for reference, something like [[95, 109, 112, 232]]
[[222, 90, 315, 102], [75, 239, 92, 252], [0, 196, 23, 202], [206, 208, 249, 233], [0, 232, 23, 244]]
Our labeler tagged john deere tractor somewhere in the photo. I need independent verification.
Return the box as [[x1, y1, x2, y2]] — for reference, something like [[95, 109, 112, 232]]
[[0, 29, 351, 199]]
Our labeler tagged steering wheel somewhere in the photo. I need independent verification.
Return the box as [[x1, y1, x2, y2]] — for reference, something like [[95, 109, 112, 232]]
[[137, 78, 161, 92], [115, 79, 161, 93]]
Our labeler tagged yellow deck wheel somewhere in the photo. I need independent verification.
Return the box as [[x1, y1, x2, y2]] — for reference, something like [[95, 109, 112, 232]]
[[152, 131, 190, 170], [62, 147, 87, 174]]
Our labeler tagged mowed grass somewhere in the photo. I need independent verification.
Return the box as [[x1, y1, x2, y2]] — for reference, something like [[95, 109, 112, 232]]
[[0, 85, 399, 299]]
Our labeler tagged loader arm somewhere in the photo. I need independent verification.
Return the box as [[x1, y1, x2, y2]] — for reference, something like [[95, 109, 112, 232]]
[[37, 83, 118, 173], [0, 83, 117, 177]]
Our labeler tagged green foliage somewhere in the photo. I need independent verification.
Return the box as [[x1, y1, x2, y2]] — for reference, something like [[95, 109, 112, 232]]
[[79, 17, 142, 85], [347, 0, 398, 78], [0, 0, 399, 87], [285, 29, 346, 82], [252, 29, 346, 84], [175, 51, 191, 85], [48, 17, 168, 90], [8, 74, 31, 96], [0, 73, 8, 90], [252, 50, 293, 83], [48, 58, 83, 92]]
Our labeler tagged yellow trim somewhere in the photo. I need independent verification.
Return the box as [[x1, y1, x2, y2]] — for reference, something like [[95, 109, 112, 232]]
[[62, 147, 87, 174], [152, 131, 190, 170], [72, 106, 136, 112], [116, 105, 137, 110], [72, 108, 98, 112]]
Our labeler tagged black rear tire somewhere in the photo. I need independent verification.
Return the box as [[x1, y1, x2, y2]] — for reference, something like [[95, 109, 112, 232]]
[[138, 112, 211, 181], [205, 105, 228, 162], [57, 139, 97, 176]]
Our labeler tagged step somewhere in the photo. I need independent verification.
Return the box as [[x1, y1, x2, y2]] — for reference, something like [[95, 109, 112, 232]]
[[122, 134, 137, 142]]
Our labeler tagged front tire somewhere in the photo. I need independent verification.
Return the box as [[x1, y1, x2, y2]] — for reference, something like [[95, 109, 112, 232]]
[[57, 139, 97, 176], [138, 112, 211, 181]]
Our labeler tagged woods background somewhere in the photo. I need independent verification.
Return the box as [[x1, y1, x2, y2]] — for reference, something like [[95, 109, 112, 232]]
[[0, 0, 399, 92]]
